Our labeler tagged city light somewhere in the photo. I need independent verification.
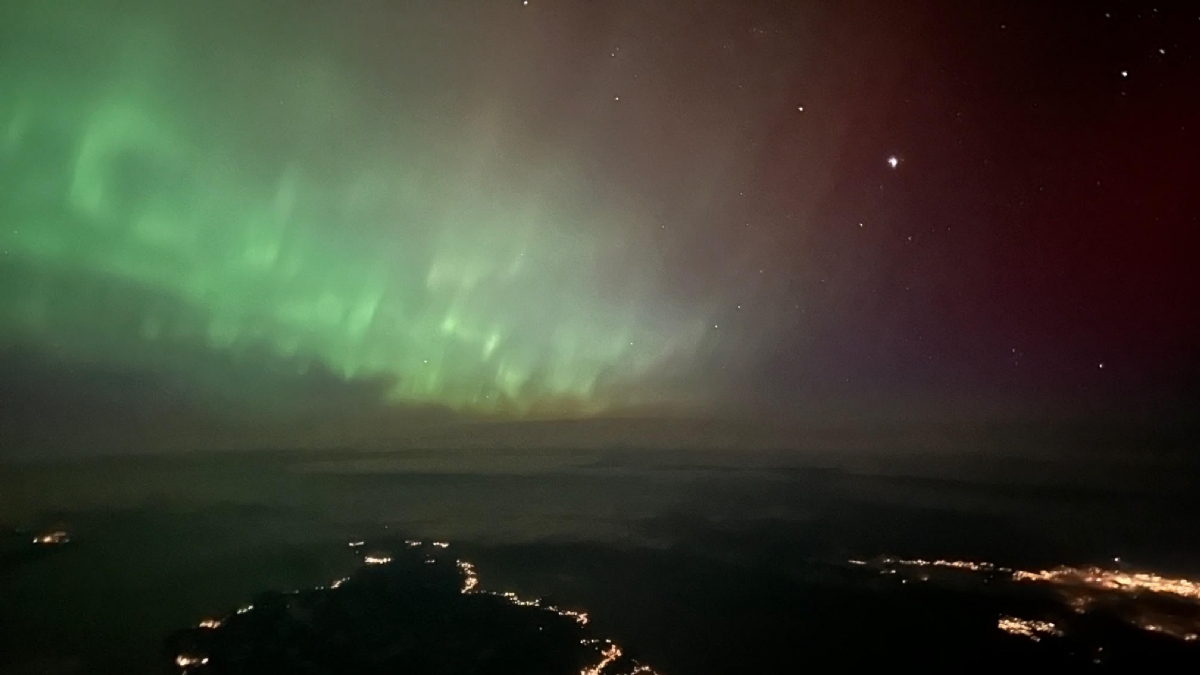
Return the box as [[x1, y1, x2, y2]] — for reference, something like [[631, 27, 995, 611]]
[[581, 643, 621, 675], [32, 530, 70, 545], [1012, 566, 1200, 601], [858, 556, 1200, 643], [997, 616, 1062, 642]]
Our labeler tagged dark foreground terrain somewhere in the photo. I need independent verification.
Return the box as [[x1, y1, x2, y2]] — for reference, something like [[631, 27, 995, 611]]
[[4, 442, 1200, 673], [164, 542, 652, 675]]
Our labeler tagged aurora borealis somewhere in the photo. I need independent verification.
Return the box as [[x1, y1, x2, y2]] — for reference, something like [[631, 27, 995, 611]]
[[1, 1, 1197, 452], [1, 1, 737, 416]]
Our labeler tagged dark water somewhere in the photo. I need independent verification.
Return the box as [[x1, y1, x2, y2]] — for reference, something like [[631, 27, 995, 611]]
[[3, 446, 1200, 672]]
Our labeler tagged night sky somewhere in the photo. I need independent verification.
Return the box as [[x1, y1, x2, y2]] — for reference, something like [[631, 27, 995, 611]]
[[1, 1, 1197, 453]]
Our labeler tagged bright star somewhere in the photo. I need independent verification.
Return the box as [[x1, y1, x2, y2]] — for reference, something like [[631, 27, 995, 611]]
[[887, 156, 900, 169]]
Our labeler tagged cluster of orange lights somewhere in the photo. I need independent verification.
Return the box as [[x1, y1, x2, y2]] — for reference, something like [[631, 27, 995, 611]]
[[581, 643, 622, 675], [32, 530, 70, 545], [862, 556, 1200, 644], [1011, 566, 1200, 602], [997, 616, 1063, 642], [175, 655, 209, 669]]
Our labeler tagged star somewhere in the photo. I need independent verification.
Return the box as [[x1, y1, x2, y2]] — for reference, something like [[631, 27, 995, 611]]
[[887, 156, 900, 169], [1120, 70, 1128, 78]]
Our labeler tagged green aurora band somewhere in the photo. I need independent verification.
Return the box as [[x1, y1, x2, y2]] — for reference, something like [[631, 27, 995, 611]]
[[0, 3, 716, 415]]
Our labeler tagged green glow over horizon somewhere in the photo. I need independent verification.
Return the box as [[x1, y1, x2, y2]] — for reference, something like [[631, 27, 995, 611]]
[[0, 3, 711, 414]]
